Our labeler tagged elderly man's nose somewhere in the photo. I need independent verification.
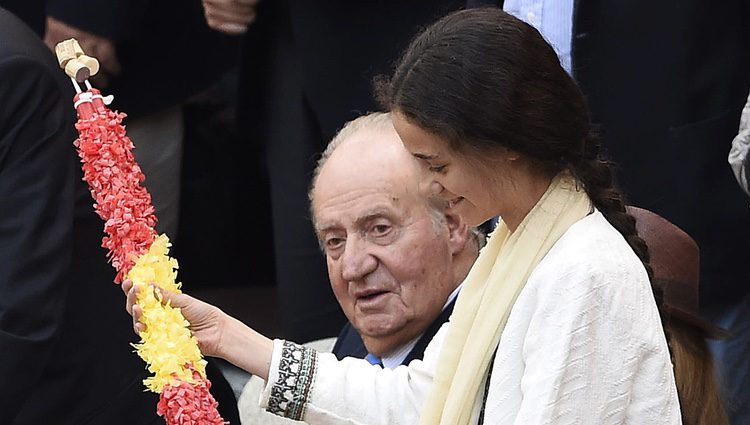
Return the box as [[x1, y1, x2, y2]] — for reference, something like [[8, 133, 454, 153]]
[[341, 239, 377, 281]]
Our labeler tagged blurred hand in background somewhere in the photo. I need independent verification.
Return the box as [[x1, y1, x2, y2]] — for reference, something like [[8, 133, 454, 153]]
[[202, 0, 259, 35]]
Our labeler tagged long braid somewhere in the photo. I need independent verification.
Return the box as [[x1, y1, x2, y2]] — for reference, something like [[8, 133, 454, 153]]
[[570, 131, 674, 358]]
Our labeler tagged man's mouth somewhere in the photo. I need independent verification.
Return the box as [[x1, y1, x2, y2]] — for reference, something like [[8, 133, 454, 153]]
[[355, 289, 390, 310]]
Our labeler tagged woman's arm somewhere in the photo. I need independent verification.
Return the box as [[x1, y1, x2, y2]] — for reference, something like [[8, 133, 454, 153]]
[[218, 313, 274, 379], [123, 281, 439, 424], [257, 333, 443, 425]]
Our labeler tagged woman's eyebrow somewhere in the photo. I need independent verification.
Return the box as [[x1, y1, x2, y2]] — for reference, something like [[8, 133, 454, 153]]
[[412, 152, 438, 160]]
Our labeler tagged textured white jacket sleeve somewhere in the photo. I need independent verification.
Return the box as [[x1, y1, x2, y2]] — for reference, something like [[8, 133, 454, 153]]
[[259, 324, 448, 425]]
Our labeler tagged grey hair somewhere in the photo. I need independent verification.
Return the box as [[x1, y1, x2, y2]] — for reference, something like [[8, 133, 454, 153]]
[[309, 112, 394, 204], [428, 197, 486, 252], [471, 227, 487, 250]]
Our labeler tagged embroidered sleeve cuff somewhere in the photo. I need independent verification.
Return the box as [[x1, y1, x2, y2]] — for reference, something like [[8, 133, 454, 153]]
[[259, 339, 319, 421]]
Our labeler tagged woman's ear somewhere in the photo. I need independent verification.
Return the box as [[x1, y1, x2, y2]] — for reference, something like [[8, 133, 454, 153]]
[[444, 209, 469, 256]]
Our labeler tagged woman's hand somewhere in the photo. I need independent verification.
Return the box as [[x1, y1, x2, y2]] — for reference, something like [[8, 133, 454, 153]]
[[122, 280, 225, 358], [122, 280, 274, 379]]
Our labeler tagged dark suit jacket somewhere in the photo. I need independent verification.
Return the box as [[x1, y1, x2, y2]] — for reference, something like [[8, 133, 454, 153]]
[[571, 1, 750, 305], [240, 0, 468, 144], [332, 298, 457, 365]]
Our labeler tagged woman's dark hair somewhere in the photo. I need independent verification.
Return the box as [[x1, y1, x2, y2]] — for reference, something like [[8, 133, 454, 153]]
[[376, 8, 671, 346]]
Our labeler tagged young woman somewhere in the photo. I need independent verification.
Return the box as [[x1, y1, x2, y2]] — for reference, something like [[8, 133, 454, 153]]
[[125, 8, 681, 424]]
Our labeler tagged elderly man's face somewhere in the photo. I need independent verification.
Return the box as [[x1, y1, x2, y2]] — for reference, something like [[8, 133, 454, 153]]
[[313, 127, 466, 356]]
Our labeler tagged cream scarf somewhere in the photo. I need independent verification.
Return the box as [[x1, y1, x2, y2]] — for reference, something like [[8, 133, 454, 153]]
[[420, 172, 592, 425]]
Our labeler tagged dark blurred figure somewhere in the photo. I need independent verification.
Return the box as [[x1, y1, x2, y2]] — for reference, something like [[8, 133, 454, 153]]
[[177, 73, 278, 328], [630, 207, 729, 425], [0, 3, 241, 423], [203, 0, 484, 343], [0, 0, 43, 34], [0, 8, 161, 424], [504, 2, 750, 422]]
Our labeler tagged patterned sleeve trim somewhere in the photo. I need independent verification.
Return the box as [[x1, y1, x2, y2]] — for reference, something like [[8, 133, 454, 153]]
[[266, 340, 319, 421]]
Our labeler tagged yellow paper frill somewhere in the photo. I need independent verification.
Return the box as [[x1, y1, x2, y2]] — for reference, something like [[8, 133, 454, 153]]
[[126, 234, 207, 392]]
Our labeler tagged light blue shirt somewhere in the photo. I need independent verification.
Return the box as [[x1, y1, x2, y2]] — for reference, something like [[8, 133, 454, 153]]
[[504, 0, 575, 74]]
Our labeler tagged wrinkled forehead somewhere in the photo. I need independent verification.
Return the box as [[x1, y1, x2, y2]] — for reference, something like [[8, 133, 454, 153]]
[[313, 182, 424, 232], [315, 129, 421, 197], [311, 125, 435, 230], [312, 184, 430, 237]]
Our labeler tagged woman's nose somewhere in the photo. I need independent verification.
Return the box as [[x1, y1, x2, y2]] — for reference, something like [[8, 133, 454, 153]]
[[419, 179, 444, 197]]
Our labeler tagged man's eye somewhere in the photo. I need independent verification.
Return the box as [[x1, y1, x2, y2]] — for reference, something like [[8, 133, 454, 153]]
[[325, 237, 344, 249], [429, 164, 446, 173], [371, 224, 391, 236]]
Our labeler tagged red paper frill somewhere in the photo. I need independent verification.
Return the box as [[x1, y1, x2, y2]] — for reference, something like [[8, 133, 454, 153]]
[[74, 104, 157, 282], [157, 367, 227, 425]]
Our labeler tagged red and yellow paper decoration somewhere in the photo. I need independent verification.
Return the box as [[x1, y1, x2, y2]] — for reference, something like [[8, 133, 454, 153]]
[[70, 84, 227, 424]]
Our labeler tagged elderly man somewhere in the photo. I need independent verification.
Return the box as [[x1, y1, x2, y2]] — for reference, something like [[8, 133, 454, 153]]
[[238, 112, 479, 422]]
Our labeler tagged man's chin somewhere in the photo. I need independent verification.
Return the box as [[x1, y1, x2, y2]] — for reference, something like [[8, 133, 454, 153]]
[[356, 316, 407, 339]]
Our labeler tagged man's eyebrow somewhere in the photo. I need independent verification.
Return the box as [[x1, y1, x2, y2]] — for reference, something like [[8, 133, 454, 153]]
[[353, 208, 394, 227], [315, 223, 340, 234], [316, 207, 397, 233]]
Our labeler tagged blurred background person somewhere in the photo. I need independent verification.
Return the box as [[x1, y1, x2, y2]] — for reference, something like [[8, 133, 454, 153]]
[[0, 8, 162, 424], [728, 91, 750, 196]]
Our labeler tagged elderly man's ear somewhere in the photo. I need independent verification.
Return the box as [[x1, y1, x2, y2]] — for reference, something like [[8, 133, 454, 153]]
[[445, 210, 470, 255]]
